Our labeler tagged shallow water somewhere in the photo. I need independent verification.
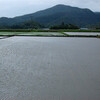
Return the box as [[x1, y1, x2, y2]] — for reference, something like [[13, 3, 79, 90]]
[[65, 32, 100, 35], [18, 32, 64, 36], [0, 37, 100, 100]]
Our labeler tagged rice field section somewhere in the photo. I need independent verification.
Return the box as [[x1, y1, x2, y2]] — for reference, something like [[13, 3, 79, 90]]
[[65, 32, 100, 36], [0, 37, 100, 100], [0, 32, 66, 36]]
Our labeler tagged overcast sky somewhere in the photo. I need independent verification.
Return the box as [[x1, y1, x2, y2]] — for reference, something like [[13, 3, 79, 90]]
[[0, 0, 100, 17]]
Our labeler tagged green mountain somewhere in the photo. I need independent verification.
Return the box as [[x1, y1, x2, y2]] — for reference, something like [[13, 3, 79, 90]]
[[0, 4, 100, 27], [95, 12, 100, 18]]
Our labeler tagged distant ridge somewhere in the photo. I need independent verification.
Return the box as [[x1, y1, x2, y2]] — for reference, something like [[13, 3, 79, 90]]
[[0, 4, 100, 27]]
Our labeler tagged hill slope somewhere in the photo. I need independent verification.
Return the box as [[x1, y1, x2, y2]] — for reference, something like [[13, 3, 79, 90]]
[[0, 4, 100, 27]]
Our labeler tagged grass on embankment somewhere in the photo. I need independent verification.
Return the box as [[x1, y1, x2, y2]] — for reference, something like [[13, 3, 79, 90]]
[[0, 32, 66, 37], [57, 29, 100, 32], [0, 29, 100, 32], [0, 29, 100, 38]]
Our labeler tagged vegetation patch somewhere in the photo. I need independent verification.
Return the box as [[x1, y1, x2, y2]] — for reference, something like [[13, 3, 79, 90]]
[[50, 23, 79, 29], [0, 29, 100, 33], [0, 31, 99, 38], [0, 32, 66, 37]]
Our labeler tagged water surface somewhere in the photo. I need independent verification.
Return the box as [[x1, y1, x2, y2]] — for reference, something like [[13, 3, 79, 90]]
[[0, 37, 100, 100], [65, 32, 100, 35]]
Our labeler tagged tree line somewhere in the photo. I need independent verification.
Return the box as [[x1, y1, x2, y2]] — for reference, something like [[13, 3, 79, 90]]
[[0, 20, 43, 29], [50, 22, 79, 29]]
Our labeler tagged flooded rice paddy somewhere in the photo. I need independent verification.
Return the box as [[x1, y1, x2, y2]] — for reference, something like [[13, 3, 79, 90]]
[[65, 32, 100, 36], [0, 36, 100, 100], [0, 32, 65, 36]]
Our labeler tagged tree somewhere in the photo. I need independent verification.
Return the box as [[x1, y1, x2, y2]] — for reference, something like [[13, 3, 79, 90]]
[[50, 23, 79, 29]]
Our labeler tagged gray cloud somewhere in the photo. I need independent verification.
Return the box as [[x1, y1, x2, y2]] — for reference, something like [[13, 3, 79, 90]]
[[0, 0, 100, 17]]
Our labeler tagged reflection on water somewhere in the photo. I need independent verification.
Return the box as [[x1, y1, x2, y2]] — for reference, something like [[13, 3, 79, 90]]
[[65, 32, 100, 35], [0, 37, 100, 100]]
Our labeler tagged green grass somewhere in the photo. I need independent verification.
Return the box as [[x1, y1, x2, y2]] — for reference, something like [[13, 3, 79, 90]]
[[17, 32, 66, 37], [0, 32, 66, 37], [0, 29, 100, 32], [0, 29, 58, 32], [0, 31, 100, 38], [55, 29, 100, 32]]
